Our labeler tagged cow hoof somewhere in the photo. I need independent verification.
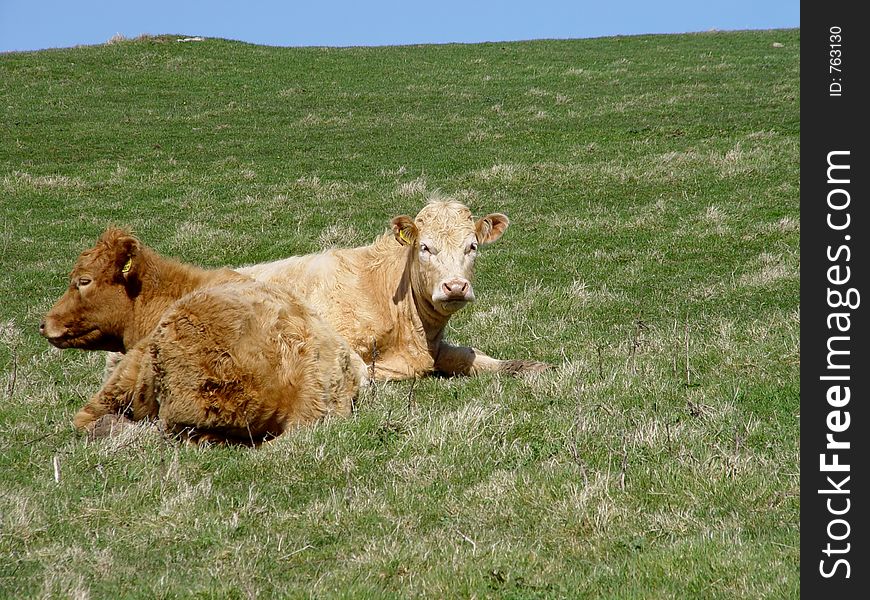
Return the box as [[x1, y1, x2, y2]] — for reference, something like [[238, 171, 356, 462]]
[[86, 414, 137, 440], [500, 359, 551, 376], [73, 409, 100, 431]]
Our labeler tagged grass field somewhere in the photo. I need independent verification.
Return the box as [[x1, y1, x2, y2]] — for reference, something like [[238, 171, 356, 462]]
[[0, 29, 799, 598]]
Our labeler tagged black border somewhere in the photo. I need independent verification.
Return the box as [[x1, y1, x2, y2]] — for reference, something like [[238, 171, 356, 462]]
[[801, 3, 867, 596]]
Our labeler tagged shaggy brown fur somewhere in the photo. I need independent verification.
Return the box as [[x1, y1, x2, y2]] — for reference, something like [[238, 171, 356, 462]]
[[41, 228, 366, 444], [239, 199, 550, 380]]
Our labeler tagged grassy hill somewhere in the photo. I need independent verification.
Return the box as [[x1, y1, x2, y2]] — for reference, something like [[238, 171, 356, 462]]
[[1, 29, 799, 598]]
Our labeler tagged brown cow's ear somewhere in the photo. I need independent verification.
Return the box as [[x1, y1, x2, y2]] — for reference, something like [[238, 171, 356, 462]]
[[391, 216, 418, 246], [105, 232, 143, 295], [113, 236, 139, 276], [118, 238, 144, 297], [475, 213, 510, 245]]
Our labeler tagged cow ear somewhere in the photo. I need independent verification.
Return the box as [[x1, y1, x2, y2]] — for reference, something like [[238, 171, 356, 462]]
[[391, 215, 418, 246], [103, 230, 143, 292], [118, 237, 144, 297], [475, 213, 510, 244]]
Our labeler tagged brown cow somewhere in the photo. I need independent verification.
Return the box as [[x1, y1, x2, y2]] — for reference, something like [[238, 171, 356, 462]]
[[41, 228, 366, 444], [239, 198, 550, 380]]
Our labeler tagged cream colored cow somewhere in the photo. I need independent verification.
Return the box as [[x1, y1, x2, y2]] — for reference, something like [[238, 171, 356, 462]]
[[240, 199, 549, 380]]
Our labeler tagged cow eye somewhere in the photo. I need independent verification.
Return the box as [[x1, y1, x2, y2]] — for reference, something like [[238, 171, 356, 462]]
[[468, 242, 479, 253], [420, 243, 430, 254], [77, 277, 92, 287]]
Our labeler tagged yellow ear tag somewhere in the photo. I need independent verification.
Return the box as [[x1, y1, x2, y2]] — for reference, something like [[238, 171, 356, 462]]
[[121, 258, 132, 274], [398, 229, 412, 246]]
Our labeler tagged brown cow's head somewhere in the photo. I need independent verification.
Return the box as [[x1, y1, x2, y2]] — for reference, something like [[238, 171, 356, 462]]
[[391, 200, 508, 316], [40, 228, 144, 351]]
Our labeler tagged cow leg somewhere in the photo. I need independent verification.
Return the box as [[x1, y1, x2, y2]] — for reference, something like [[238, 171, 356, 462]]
[[371, 359, 419, 381], [434, 343, 550, 377], [497, 358, 552, 375], [72, 343, 158, 430]]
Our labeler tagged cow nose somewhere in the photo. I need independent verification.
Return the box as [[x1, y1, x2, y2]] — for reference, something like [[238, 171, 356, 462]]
[[39, 321, 46, 335], [442, 279, 470, 299]]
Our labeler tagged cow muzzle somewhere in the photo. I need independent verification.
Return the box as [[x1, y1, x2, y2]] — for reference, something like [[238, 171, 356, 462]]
[[40, 319, 70, 347], [442, 279, 470, 299], [434, 278, 475, 312]]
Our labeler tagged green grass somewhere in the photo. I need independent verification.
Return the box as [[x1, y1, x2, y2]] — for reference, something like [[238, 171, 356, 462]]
[[1, 30, 799, 598]]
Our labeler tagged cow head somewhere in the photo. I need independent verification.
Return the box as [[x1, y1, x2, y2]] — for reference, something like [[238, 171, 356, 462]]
[[391, 200, 508, 316], [40, 228, 144, 351]]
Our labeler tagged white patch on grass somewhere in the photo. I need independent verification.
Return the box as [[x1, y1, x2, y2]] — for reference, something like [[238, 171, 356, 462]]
[[316, 223, 363, 251], [465, 129, 503, 142], [567, 279, 618, 306], [300, 112, 322, 126], [169, 219, 240, 258], [758, 216, 799, 234], [567, 280, 588, 299], [41, 570, 91, 600], [299, 111, 352, 127], [469, 303, 512, 330], [395, 176, 427, 198], [719, 143, 746, 176], [739, 252, 797, 287], [94, 420, 163, 458], [380, 165, 408, 178], [163, 56, 188, 71], [108, 163, 128, 185], [465, 469, 519, 506], [4, 171, 86, 190], [1, 318, 21, 347], [158, 475, 213, 518], [702, 205, 726, 225], [296, 175, 321, 189], [1, 494, 40, 542], [450, 188, 480, 204], [409, 404, 504, 449], [552, 472, 621, 534], [747, 130, 778, 140], [473, 163, 525, 183], [286, 177, 357, 207], [465, 129, 487, 143], [698, 204, 731, 236]]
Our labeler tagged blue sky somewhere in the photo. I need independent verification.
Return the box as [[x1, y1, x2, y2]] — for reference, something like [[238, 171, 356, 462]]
[[1, 0, 799, 53]]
